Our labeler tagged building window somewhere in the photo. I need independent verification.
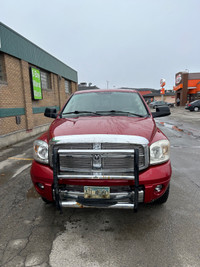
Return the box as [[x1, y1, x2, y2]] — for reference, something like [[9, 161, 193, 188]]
[[0, 53, 6, 82], [65, 79, 72, 94], [41, 70, 51, 90]]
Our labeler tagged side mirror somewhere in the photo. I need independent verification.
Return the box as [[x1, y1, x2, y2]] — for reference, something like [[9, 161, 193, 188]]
[[152, 106, 171, 118], [44, 107, 57, 118]]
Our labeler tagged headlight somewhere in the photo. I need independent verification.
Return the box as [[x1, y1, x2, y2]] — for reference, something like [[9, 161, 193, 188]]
[[33, 140, 49, 164], [150, 140, 170, 165]]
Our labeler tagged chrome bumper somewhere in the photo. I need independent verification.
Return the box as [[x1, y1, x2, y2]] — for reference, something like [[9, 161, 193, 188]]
[[55, 189, 144, 209], [61, 201, 136, 209]]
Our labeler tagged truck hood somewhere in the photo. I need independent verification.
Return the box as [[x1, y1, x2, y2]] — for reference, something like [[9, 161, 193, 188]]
[[48, 116, 157, 143]]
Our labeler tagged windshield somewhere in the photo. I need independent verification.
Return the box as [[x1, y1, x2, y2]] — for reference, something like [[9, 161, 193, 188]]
[[61, 91, 149, 117]]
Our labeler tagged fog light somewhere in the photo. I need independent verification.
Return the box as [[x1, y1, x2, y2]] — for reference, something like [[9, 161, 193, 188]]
[[37, 183, 44, 190], [155, 185, 163, 193]]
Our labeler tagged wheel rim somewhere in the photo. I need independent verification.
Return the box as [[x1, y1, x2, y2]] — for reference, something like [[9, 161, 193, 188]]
[[194, 107, 199, 112]]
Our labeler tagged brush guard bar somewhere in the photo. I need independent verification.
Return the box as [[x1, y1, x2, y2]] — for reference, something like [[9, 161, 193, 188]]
[[52, 146, 140, 212]]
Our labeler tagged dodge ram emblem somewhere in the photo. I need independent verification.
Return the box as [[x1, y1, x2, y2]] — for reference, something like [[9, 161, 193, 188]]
[[93, 154, 101, 168], [94, 154, 100, 160]]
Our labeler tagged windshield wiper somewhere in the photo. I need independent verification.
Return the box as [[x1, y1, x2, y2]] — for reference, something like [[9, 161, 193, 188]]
[[96, 110, 145, 117], [61, 110, 101, 117]]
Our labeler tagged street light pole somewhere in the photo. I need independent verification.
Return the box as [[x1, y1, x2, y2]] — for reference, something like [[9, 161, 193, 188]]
[[106, 81, 109, 89]]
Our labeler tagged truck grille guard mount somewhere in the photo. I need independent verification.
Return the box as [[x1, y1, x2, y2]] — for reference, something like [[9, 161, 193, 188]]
[[52, 146, 140, 213]]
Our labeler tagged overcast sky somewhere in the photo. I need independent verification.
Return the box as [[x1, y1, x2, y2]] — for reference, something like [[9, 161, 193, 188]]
[[1, 0, 200, 89]]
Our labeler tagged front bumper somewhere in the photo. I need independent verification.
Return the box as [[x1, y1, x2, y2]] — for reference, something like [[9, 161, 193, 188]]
[[31, 158, 171, 210], [57, 186, 145, 209]]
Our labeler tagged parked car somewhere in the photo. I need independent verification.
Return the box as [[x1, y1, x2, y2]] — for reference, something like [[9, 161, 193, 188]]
[[31, 89, 172, 212], [149, 101, 174, 109], [185, 100, 200, 112]]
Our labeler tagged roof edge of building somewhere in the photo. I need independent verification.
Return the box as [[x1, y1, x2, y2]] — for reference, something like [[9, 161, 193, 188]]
[[0, 22, 78, 82]]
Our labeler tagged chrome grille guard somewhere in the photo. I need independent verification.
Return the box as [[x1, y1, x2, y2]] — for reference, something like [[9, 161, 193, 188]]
[[50, 134, 149, 212], [53, 146, 140, 212]]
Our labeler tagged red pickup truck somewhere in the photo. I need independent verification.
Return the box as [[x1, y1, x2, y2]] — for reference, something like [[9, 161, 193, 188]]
[[30, 89, 172, 211]]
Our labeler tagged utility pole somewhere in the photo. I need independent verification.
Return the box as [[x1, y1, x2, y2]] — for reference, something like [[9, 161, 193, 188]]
[[106, 81, 109, 89]]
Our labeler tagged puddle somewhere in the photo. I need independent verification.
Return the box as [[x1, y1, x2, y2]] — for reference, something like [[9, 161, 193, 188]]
[[27, 186, 40, 199], [157, 121, 200, 139]]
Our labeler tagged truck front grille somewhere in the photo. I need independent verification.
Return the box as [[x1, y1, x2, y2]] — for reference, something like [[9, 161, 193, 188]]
[[49, 141, 149, 179], [58, 144, 145, 171]]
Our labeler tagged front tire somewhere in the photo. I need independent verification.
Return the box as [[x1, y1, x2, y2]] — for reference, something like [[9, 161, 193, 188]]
[[41, 197, 53, 204], [153, 185, 170, 204]]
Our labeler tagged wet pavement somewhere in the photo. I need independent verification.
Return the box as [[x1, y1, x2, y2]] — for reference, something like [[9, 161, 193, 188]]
[[155, 106, 200, 138], [0, 136, 38, 187]]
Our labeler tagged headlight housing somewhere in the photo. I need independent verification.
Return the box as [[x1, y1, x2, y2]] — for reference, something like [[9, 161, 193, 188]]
[[33, 140, 49, 164], [150, 140, 170, 165]]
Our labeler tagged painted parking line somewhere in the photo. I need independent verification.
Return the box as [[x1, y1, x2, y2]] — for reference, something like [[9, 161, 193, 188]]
[[12, 163, 32, 179], [8, 157, 33, 161]]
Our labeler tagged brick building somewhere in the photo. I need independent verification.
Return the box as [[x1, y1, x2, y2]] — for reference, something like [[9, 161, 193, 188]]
[[0, 22, 78, 148], [173, 71, 200, 106]]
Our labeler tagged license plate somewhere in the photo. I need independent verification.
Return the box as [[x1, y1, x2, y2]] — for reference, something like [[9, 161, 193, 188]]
[[84, 186, 110, 199]]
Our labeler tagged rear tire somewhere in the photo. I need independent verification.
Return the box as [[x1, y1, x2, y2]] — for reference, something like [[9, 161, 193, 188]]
[[153, 185, 170, 204], [194, 106, 199, 112]]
